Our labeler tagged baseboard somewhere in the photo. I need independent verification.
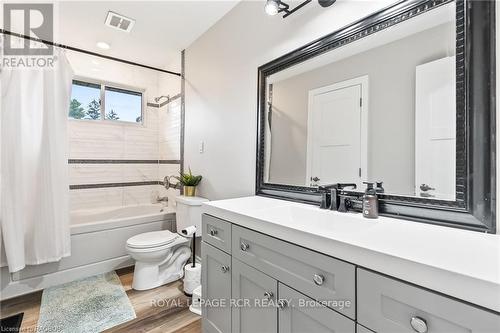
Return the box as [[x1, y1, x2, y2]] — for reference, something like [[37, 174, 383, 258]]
[[0, 256, 133, 301]]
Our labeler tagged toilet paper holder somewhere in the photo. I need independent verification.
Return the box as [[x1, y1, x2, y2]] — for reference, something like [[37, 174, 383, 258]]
[[180, 226, 197, 268]]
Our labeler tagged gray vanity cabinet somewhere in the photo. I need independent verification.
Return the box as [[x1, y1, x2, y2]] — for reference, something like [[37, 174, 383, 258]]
[[231, 258, 278, 333], [357, 269, 500, 333], [201, 241, 232, 333], [231, 257, 354, 333], [232, 224, 356, 319], [201, 214, 500, 333], [278, 283, 355, 333]]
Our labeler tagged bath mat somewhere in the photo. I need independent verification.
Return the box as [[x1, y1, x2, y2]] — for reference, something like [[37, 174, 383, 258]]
[[0, 312, 24, 332], [37, 271, 136, 333]]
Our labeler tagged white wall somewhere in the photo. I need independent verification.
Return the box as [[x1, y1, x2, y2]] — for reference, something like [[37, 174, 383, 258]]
[[185, 0, 400, 200]]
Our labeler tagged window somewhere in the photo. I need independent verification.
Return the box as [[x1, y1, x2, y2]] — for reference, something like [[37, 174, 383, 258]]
[[69, 81, 101, 120], [105, 86, 142, 122], [68, 79, 143, 124]]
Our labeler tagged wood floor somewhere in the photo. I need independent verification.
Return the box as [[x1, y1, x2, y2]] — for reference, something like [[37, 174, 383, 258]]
[[0, 267, 201, 333]]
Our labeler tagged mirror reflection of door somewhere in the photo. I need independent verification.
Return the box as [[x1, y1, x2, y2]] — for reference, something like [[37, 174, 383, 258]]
[[306, 76, 368, 188], [415, 56, 456, 200]]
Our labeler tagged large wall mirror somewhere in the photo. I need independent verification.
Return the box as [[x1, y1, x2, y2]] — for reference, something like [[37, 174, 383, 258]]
[[256, 0, 496, 232]]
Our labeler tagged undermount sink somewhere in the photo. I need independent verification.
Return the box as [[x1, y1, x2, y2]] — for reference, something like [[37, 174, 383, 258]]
[[250, 204, 378, 236]]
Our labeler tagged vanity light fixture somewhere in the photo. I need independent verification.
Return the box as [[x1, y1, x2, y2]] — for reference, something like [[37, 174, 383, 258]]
[[265, 0, 336, 18]]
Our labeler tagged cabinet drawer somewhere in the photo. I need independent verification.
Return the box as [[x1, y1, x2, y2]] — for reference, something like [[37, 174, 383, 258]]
[[357, 268, 500, 333], [202, 214, 231, 254], [232, 225, 356, 319], [278, 283, 355, 333]]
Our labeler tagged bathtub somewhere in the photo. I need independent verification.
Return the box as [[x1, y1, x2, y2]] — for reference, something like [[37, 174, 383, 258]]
[[1, 204, 176, 300], [71, 204, 175, 234]]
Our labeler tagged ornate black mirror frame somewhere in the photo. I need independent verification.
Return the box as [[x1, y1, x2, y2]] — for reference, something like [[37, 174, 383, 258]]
[[256, 0, 496, 232]]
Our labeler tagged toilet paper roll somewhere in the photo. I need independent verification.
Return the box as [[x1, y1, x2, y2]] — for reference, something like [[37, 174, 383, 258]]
[[189, 285, 202, 315], [184, 263, 201, 295], [181, 225, 197, 237]]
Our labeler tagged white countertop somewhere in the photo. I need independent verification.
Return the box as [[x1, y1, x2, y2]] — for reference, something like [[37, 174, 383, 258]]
[[203, 196, 500, 312]]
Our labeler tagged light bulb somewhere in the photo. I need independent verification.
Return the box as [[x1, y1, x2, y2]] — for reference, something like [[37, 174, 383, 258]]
[[265, 0, 280, 16]]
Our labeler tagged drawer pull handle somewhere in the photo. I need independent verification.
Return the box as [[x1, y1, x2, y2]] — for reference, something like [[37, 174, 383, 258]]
[[410, 316, 428, 333], [240, 242, 250, 251], [264, 291, 274, 300], [277, 299, 287, 310], [221, 265, 230, 273], [313, 274, 325, 286], [209, 228, 218, 236]]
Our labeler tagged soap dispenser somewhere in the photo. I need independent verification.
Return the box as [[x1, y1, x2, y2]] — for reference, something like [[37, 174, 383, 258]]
[[376, 181, 385, 193], [362, 182, 379, 219]]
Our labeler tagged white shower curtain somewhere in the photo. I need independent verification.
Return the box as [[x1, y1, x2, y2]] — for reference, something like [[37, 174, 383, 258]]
[[1, 49, 73, 273]]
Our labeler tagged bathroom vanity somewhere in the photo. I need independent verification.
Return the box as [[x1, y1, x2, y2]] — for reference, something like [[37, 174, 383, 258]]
[[201, 196, 500, 333]]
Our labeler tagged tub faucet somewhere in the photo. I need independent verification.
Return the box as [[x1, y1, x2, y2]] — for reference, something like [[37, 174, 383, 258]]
[[156, 195, 169, 204]]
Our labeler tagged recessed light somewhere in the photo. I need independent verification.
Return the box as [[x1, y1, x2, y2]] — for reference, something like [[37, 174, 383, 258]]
[[96, 41, 110, 50]]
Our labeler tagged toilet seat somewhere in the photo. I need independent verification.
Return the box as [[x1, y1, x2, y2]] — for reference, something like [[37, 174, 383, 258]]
[[126, 242, 177, 253], [126, 230, 178, 249]]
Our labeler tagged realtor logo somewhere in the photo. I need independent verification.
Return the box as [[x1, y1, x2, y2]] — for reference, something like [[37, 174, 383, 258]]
[[3, 3, 53, 56]]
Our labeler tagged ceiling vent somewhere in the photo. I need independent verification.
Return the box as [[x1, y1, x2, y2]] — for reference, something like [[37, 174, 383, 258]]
[[104, 11, 135, 33]]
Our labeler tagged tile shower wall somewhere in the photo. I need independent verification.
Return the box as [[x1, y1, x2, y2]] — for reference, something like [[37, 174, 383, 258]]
[[159, 99, 182, 161], [159, 72, 182, 162], [66, 51, 182, 211]]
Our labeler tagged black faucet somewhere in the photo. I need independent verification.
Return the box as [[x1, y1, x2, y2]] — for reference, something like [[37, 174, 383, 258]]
[[318, 183, 357, 210], [338, 195, 351, 213]]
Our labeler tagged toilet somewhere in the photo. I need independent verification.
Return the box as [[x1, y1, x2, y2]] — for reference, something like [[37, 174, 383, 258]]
[[126, 196, 208, 290]]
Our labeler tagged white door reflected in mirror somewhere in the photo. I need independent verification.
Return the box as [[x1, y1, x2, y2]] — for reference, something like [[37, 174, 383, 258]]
[[306, 76, 368, 188], [415, 56, 456, 200]]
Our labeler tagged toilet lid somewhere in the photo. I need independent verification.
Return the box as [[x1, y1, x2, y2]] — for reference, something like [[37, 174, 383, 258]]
[[127, 230, 178, 249]]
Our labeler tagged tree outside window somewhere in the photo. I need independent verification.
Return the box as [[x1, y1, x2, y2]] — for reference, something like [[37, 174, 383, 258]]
[[69, 99, 86, 119], [68, 80, 142, 124]]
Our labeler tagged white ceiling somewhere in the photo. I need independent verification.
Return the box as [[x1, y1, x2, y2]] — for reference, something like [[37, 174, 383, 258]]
[[56, 1, 239, 71]]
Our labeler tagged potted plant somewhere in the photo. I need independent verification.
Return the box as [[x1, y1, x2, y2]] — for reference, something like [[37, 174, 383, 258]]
[[174, 168, 202, 197]]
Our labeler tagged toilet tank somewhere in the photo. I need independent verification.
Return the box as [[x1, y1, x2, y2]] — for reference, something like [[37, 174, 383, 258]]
[[175, 196, 209, 232]]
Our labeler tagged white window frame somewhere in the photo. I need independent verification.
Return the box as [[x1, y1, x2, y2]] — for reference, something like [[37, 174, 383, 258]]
[[69, 76, 146, 126]]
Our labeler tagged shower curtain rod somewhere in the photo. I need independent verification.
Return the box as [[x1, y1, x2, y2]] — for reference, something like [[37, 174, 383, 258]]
[[0, 29, 182, 77]]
